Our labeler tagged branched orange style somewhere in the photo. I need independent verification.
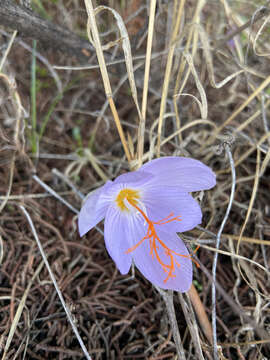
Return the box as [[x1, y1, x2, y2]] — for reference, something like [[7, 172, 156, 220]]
[[125, 199, 199, 283]]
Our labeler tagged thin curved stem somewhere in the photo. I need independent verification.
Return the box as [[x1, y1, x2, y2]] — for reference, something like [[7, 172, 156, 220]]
[[20, 205, 92, 360], [212, 145, 236, 360]]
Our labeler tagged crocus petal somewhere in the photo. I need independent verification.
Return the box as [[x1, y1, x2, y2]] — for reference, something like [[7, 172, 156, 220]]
[[104, 205, 133, 274], [141, 185, 202, 233], [114, 170, 152, 186], [78, 181, 113, 237], [139, 156, 216, 192], [130, 226, 193, 292]]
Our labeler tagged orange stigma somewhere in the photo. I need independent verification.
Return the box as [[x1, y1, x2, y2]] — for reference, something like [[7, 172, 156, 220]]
[[125, 199, 199, 283]]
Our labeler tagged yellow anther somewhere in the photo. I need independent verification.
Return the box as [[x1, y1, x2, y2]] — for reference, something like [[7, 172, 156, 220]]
[[116, 188, 140, 212]]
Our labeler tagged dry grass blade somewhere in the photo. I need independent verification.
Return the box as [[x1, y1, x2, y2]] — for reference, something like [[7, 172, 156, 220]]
[[193, 229, 270, 246], [84, 0, 132, 162], [253, 13, 270, 57], [156, 0, 186, 157], [233, 98, 270, 134], [137, 0, 157, 167], [200, 245, 270, 276], [0, 235, 3, 265], [211, 75, 270, 143], [259, 146, 270, 176], [0, 70, 24, 214], [94, 6, 142, 119], [199, 24, 244, 90], [181, 52, 208, 120], [236, 148, 269, 298], [84, 148, 108, 181], [0, 30, 17, 71], [1, 262, 44, 360], [33, 175, 79, 214], [173, 0, 205, 143], [19, 205, 92, 360], [161, 119, 217, 148], [0, 154, 15, 214]]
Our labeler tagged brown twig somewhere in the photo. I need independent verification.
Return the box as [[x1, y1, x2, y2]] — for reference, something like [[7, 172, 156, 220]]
[[0, 0, 94, 61]]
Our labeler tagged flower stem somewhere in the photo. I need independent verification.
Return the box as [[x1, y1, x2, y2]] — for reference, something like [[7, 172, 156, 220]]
[[155, 287, 186, 360]]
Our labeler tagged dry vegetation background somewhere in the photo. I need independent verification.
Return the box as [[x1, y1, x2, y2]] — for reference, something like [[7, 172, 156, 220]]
[[1, 0, 270, 359]]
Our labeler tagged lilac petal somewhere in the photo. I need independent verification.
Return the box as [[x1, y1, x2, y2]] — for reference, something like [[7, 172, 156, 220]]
[[78, 181, 113, 237], [141, 185, 202, 233], [104, 205, 133, 274], [99, 171, 153, 212], [139, 157, 216, 192], [130, 226, 193, 292], [114, 170, 152, 186]]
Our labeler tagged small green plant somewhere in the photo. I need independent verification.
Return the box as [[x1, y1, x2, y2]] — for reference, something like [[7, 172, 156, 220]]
[[30, 40, 38, 154]]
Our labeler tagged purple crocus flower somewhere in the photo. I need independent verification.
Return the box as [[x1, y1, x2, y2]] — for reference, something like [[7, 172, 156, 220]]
[[78, 157, 216, 292]]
